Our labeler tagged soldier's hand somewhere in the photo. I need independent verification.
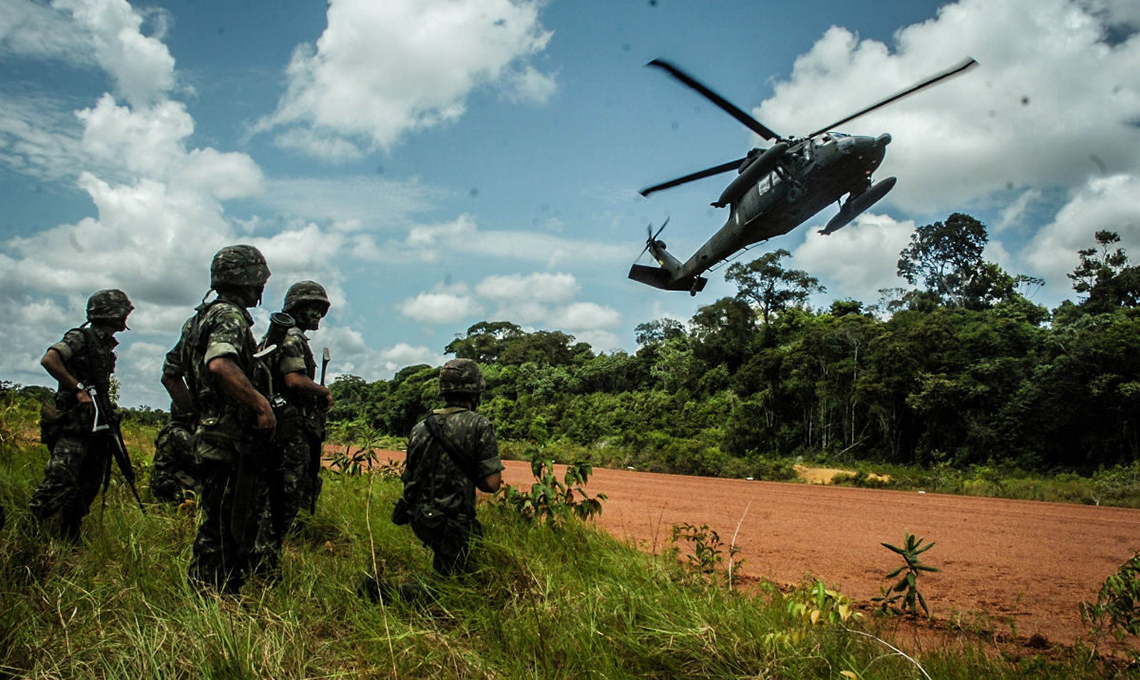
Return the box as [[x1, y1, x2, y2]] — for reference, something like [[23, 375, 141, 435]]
[[255, 400, 277, 431], [76, 389, 94, 410], [323, 392, 334, 410]]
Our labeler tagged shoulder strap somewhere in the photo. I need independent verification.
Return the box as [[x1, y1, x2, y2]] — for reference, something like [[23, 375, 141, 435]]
[[79, 326, 111, 394], [424, 414, 481, 484]]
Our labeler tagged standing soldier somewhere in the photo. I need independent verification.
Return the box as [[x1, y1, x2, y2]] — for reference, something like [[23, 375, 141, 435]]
[[161, 245, 275, 594], [393, 359, 503, 576], [253, 280, 333, 574], [31, 289, 133, 540]]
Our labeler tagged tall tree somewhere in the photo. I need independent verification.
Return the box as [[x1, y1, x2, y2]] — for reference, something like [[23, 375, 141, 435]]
[[444, 321, 524, 363], [897, 213, 1035, 310], [1068, 230, 1140, 313], [725, 249, 825, 329]]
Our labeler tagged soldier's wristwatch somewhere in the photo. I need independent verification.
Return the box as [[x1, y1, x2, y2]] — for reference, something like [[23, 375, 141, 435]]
[[75, 382, 86, 392]]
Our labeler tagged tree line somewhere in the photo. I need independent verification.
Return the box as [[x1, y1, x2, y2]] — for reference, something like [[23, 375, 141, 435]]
[[329, 214, 1140, 476]]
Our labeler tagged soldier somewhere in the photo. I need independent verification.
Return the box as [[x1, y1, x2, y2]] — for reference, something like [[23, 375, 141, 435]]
[[161, 245, 275, 594], [148, 402, 198, 503], [393, 359, 504, 576], [30, 289, 133, 540], [253, 280, 333, 574]]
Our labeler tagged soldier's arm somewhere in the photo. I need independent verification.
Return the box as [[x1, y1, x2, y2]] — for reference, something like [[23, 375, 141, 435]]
[[478, 471, 502, 494], [282, 371, 333, 409], [474, 418, 504, 493], [41, 348, 93, 408], [161, 373, 195, 414], [208, 356, 276, 430]]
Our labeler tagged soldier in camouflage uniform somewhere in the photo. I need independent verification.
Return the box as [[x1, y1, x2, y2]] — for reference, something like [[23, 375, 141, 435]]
[[395, 359, 503, 576], [30, 289, 133, 540], [148, 402, 198, 503], [161, 245, 276, 593], [252, 280, 333, 573]]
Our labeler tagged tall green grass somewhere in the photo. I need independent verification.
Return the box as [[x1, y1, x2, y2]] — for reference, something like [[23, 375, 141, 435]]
[[0, 403, 1127, 678]]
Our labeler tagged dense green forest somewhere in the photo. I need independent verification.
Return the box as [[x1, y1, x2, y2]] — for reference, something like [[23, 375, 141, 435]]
[[332, 214, 1139, 478]]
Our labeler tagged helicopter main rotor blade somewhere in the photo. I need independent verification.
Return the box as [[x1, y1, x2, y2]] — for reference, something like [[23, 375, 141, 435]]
[[807, 57, 979, 138], [648, 59, 781, 142], [639, 158, 746, 197]]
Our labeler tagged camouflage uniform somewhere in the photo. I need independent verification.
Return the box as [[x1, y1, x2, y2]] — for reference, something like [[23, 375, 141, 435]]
[[401, 400, 503, 575], [30, 289, 132, 540], [148, 402, 198, 503], [173, 296, 264, 592], [29, 326, 119, 538], [173, 244, 272, 593], [252, 323, 326, 563]]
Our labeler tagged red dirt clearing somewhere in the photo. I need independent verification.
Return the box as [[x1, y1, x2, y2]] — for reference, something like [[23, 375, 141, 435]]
[[365, 450, 1140, 646]]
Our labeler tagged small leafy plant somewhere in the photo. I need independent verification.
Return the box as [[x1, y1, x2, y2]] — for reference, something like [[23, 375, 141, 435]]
[[765, 577, 861, 648], [668, 522, 742, 577], [1080, 551, 1140, 655], [495, 451, 607, 527], [872, 531, 940, 616], [326, 425, 392, 476]]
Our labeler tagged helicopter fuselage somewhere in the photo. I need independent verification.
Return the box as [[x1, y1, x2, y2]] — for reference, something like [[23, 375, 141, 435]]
[[664, 132, 891, 285], [630, 56, 976, 295]]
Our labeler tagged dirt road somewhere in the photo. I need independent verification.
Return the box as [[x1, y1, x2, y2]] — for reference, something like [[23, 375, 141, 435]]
[[369, 450, 1140, 645]]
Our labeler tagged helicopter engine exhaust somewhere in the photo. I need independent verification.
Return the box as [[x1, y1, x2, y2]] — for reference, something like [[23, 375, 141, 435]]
[[820, 176, 897, 235], [714, 142, 789, 208]]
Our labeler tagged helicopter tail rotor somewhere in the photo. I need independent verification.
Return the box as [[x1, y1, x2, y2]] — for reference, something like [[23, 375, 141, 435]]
[[636, 217, 670, 262]]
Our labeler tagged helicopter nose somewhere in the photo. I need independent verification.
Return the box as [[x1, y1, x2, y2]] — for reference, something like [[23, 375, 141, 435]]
[[877, 133, 892, 147]]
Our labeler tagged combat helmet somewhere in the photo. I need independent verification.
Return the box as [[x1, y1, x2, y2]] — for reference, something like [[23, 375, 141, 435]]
[[439, 358, 485, 397], [283, 280, 330, 315], [86, 289, 134, 324], [210, 245, 270, 290]]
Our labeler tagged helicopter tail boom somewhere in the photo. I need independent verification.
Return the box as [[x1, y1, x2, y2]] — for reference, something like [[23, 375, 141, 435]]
[[628, 264, 709, 294]]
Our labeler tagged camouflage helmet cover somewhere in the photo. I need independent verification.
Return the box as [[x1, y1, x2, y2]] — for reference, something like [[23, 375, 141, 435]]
[[210, 244, 270, 289], [86, 288, 134, 323], [439, 358, 485, 395], [283, 280, 330, 315]]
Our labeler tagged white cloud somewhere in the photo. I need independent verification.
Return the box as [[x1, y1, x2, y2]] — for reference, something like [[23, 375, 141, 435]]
[[254, 0, 556, 160], [754, 0, 1140, 215], [1022, 173, 1140, 292], [259, 176, 448, 228], [793, 213, 916, 302], [476, 272, 579, 303], [370, 213, 630, 267], [55, 0, 176, 108], [0, 0, 94, 63], [551, 301, 621, 331], [0, 92, 90, 182], [398, 290, 486, 324]]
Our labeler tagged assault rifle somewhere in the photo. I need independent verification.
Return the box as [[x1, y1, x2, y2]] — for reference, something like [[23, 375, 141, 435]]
[[86, 385, 145, 512], [230, 313, 293, 549], [309, 346, 331, 514]]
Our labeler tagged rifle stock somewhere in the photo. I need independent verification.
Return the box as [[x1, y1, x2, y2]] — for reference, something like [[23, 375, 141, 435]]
[[86, 386, 145, 512]]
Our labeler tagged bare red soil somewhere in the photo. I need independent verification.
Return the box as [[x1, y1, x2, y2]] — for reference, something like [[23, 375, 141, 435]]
[[364, 449, 1140, 647]]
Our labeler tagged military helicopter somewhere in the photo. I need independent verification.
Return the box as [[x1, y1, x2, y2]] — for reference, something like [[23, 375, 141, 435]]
[[630, 57, 978, 295]]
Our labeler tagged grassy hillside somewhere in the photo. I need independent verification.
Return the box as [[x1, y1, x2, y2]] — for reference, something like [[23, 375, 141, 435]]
[[0, 397, 1130, 678]]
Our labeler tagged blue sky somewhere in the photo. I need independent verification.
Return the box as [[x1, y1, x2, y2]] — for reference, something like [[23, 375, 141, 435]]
[[2, 0, 1138, 408]]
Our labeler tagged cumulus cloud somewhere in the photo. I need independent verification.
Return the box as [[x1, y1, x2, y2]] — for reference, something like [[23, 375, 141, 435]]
[[751, 0, 1140, 309], [55, 0, 176, 108], [254, 0, 556, 161], [398, 287, 486, 324], [793, 213, 916, 303], [1023, 174, 1140, 291], [0, 0, 348, 406], [307, 325, 442, 380], [397, 272, 622, 353], [0, 0, 97, 64], [754, 0, 1140, 216]]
